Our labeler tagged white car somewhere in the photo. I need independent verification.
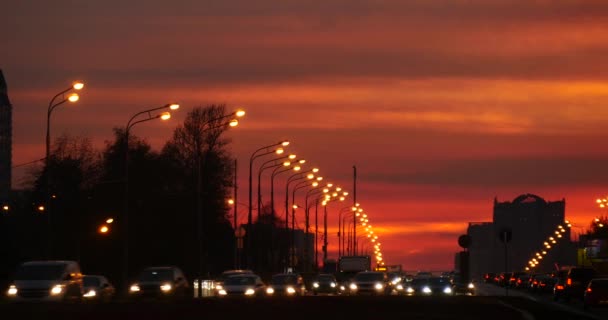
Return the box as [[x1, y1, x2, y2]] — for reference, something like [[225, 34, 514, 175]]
[[217, 274, 266, 297]]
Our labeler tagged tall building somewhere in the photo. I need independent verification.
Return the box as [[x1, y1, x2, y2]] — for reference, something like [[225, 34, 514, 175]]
[[0, 69, 11, 203], [465, 194, 576, 280]]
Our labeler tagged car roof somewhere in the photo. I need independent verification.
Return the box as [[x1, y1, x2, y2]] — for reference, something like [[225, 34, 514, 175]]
[[22, 260, 77, 266]]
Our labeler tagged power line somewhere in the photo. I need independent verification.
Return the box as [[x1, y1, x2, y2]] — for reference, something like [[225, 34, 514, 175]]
[[11, 158, 45, 168]]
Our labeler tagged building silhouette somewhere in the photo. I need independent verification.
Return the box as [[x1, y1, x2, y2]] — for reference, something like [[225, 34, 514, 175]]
[[0, 69, 11, 203], [466, 194, 576, 280]]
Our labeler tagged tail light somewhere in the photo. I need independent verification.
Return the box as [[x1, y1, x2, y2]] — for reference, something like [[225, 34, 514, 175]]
[[556, 285, 564, 290], [567, 278, 572, 286], [586, 288, 592, 293]]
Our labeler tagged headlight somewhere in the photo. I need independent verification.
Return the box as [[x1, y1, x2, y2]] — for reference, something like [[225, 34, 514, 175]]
[[349, 283, 357, 290], [422, 286, 432, 294], [218, 289, 227, 295], [313, 282, 319, 288], [406, 287, 414, 293], [130, 284, 140, 292], [83, 290, 97, 298], [51, 285, 64, 295], [215, 284, 223, 290], [266, 287, 275, 294], [160, 283, 172, 292], [287, 287, 296, 294], [330, 282, 336, 288], [374, 283, 384, 290], [443, 287, 452, 294], [468, 283, 475, 289], [245, 288, 255, 296], [396, 284, 404, 290], [7, 285, 17, 296]]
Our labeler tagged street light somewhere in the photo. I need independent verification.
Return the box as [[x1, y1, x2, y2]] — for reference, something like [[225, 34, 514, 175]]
[[193, 109, 244, 298], [284, 168, 318, 270], [304, 183, 331, 271], [122, 103, 178, 291], [338, 206, 354, 258], [257, 154, 296, 218], [271, 159, 305, 227], [247, 140, 289, 269], [321, 189, 347, 262], [290, 177, 318, 270], [45, 81, 84, 259]]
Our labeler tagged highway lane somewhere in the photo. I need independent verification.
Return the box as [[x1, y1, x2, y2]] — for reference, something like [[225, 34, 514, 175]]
[[475, 282, 608, 320], [0, 294, 603, 320]]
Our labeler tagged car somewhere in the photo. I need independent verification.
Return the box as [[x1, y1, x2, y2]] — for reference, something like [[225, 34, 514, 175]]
[[483, 273, 496, 283], [349, 271, 392, 296], [563, 267, 597, 302], [452, 280, 475, 296], [82, 275, 115, 302], [5, 260, 83, 302], [514, 274, 531, 290], [128, 266, 189, 300], [583, 278, 608, 309], [311, 273, 339, 295], [451, 274, 475, 296], [404, 277, 430, 296], [217, 274, 266, 297], [213, 269, 254, 294], [530, 274, 554, 293], [420, 276, 454, 296], [265, 273, 306, 297]]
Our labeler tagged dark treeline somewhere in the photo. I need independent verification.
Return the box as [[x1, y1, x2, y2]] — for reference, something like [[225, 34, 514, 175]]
[[0, 104, 288, 290]]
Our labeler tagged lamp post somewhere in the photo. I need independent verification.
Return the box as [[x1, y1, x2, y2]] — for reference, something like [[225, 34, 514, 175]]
[[194, 110, 244, 298], [338, 206, 353, 258], [257, 154, 295, 218], [284, 168, 318, 270], [247, 140, 289, 269], [45, 81, 83, 259], [342, 212, 354, 255], [291, 178, 317, 271], [321, 190, 347, 262], [271, 160, 305, 229], [304, 183, 329, 271], [353, 165, 357, 256], [122, 103, 178, 291]]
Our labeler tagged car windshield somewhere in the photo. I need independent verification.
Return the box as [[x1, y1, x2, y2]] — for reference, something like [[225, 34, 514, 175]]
[[317, 275, 335, 282], [220, 270, 252, 281], [429, 277, 450, 286], [225, 276, 256, 285], [14, 264, 66, 280], [355, 272, 383, 281], [138, 269, 173, 281], [591, 279, 608, 288], [271, 275, 298, 284], [83, 276, 101, 287]]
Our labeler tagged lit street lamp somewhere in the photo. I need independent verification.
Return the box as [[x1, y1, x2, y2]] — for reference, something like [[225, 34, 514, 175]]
[[193, 109, 244, 298], [122, 103, 179, 291], [257, 154, 296, 218], [321, 189, 347, 262], [45, 81, 84, 259], [247, 140, 289, 269]]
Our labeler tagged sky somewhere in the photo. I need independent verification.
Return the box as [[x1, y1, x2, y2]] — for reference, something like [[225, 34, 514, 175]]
[[3, 0, 608, 272]]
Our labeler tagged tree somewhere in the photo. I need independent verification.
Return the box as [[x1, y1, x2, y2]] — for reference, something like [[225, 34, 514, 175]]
[[29, 133, 101, 260], [161, 104, 236, 277]]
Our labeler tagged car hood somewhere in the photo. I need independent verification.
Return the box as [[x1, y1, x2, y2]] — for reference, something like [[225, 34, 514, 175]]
[[12, 280, 61, 289]]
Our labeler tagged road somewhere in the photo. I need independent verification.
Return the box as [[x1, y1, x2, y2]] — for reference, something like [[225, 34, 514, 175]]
[[1, 289, 606, 320]]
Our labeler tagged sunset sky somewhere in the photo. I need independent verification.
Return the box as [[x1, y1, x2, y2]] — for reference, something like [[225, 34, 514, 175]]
[[3, 0, 608, 271]]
